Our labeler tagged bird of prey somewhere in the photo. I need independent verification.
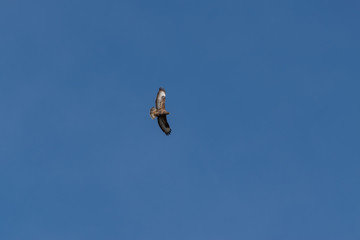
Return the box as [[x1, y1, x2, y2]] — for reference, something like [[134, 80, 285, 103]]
[[150, 87, 171, 135]]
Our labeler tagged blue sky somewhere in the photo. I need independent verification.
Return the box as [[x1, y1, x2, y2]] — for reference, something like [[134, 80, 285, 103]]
[[1, 0, 359, 239]]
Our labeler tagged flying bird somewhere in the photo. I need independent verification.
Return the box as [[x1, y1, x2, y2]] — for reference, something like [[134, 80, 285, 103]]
[[150, 87, 171, 135]]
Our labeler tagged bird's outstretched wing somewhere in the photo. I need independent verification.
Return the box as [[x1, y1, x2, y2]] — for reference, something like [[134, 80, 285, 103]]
[[155, 87, 166, 110], [158, 115, 171, 135]]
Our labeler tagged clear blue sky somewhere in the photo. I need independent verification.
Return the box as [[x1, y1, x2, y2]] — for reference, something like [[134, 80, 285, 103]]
[[1, 0, 359, 239]]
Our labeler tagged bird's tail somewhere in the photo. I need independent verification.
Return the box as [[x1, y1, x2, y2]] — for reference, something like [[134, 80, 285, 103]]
[[150, 107, 156, 119]]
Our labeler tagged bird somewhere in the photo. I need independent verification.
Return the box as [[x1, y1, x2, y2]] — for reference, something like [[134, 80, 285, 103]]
[[150, 87, 171, 135]]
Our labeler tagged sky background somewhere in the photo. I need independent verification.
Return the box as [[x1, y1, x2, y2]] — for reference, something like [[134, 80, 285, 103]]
[[1, 0, 360, 239]]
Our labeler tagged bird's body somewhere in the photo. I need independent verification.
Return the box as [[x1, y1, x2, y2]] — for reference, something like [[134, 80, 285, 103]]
[[150, 88, 171, 135]]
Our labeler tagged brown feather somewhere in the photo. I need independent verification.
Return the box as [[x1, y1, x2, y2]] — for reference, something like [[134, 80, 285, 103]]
[[155, 88, 166, 109], [157, 115, 171, 135]]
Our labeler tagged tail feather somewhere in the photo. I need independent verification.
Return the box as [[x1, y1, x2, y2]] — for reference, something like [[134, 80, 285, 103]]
[[150, 107, 156, 119]]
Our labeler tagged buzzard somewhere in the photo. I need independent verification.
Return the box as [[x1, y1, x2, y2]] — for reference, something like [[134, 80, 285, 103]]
[[150, 87, 171, 135]]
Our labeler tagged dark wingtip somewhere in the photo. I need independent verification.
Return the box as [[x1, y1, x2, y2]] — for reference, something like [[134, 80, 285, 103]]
[[159, 87, 165, 91], [165, 129, 171, 136]]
